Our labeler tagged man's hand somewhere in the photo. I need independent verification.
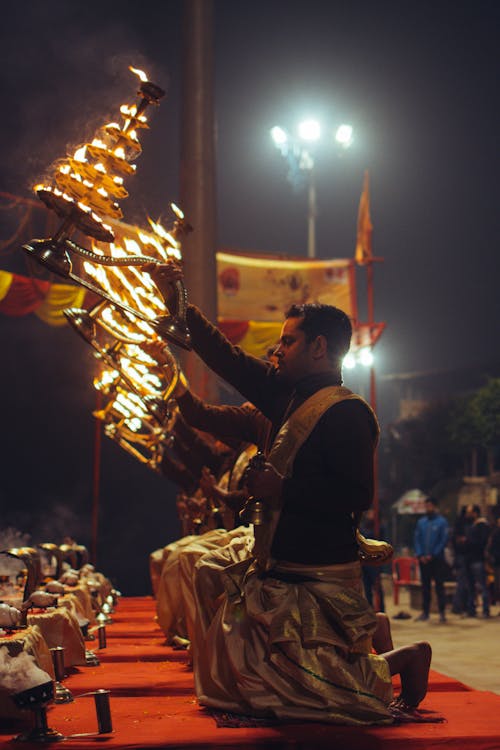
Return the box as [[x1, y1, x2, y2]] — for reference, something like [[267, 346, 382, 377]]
[[244, 461, 283, 504], [142, 261, 184, 301], [140, 338, 172, 366], [199, 466, 217, 498], [172, 369, 189, 398]]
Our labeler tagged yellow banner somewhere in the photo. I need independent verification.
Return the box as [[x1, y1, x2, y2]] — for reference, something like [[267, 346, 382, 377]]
[[0, 270, 13, 302], [35, 284, 87, 326], [216, 252, 354, 321], [238, 321, 282, 357]]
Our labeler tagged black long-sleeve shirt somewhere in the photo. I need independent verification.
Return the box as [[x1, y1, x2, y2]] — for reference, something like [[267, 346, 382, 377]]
[[176, 389, 270, 451], [172, 414, 233, 477], [186, 305, 378, 564], [159, 451, 198, 493]]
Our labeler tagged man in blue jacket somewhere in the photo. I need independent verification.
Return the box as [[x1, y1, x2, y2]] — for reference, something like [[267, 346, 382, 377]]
[[414, 497, 449, 623]]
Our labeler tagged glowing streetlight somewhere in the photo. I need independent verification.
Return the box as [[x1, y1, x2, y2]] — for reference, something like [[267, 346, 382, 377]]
[[298, 119, 321, 142], [335, 124, 353, 148], [343, 352, 356, 370], [359, 347, 374, 367], [270, 116, 354, 258], [342, 348, 374, 370], [270, 126, 288, 146]]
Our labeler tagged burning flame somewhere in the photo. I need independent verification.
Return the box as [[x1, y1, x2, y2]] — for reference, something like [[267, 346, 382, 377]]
[[100, 306, 153, 343], [129, 66, 148, 82], [94, 369, 119, 393], [74, 145, 87, 162], [171, 203, 184, 220], [120, 104, 147, 124]]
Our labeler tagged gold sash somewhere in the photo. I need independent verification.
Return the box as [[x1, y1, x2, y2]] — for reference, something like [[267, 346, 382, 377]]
[[254, 386, 364, 569], [268, 386, 363, 477]]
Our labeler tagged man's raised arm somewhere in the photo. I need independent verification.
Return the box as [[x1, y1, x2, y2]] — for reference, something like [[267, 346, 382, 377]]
[[186, 304, 281, 421]]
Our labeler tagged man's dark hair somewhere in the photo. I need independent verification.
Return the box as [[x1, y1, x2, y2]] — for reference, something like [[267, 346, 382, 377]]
[[285, 303, 352, 362], [426, 496, 439, 508]]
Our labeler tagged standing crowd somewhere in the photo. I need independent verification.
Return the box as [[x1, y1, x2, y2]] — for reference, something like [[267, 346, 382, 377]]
[[413, 498, 500, 622]]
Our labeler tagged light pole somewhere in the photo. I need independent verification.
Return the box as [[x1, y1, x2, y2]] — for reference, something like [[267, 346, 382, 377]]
[[344, 344, 381, 609], [305, 157, 317, 260], [270, 120, 353, 258]]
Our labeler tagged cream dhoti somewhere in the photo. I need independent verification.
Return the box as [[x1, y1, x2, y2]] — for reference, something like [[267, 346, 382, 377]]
[[194, 557, 393, 725], [157, 528, 249, 643]]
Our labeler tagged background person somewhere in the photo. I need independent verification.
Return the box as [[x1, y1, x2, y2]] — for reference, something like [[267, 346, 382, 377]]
[[414, 497, 449, 623], [463, 504, 491, 618]]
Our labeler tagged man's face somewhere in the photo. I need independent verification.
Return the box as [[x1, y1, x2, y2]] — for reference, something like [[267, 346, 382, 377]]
[[425, 501, 436, 516], [274, 316, 313, 384], [465, 506, 477, 521]]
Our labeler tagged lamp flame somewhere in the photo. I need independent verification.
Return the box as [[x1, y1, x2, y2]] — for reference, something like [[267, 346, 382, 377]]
[[129, 66, 148, 83], [74, 146, 87, 162], [171, 203, 184, 220]]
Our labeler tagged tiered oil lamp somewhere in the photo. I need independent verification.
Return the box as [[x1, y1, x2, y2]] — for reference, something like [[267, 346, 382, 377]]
[[23, 67, 156, 274], [92, 385, 172, 472], [21, 67, 191, 351], [78, 205, 192, 350], [65, 308, 179, 424]]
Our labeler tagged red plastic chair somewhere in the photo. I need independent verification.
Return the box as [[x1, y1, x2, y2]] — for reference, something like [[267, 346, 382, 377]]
[[392, 556, 420, 605]]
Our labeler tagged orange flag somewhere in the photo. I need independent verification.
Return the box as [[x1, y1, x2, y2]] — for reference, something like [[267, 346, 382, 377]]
[[354, 170, 373, 265]]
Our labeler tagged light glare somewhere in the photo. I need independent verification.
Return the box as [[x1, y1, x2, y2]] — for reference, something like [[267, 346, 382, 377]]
[[298, 119, 321, 142], [335, 124, 353, 148], [343, 352, 356, 370], [270, 126, 288, 146], [359, 347, 374, 367]]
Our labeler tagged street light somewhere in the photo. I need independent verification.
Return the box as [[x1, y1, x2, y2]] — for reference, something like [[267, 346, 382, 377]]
[[270, 118, 353, 258], [342, 348, 374, 371], [343, 346, 377, 418], [359, 347, 374, 368], [298, 119, 321, 142], [270, 126, 287, 146], [335, 124, 353, 148], [343, 352, 357, 370]]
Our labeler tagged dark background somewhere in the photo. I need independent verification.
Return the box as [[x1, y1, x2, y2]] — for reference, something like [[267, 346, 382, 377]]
[[0, 0, 498, 593]]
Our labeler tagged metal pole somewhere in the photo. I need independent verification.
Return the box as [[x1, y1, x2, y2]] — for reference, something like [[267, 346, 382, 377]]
[[366, 259, 379, 537], [91, 391, 102, 565], [370, 364, 379, 539], [307, 169, 317, 258], [179, 0, 218, 401], [368, 364, 382, 610]]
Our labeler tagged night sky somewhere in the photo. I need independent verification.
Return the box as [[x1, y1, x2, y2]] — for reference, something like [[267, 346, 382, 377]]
[[0, 1, 499, 592]]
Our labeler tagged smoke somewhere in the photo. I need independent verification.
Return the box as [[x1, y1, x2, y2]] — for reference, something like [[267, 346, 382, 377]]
[[0, 3, 163, 194], [31, 502, 89, 545], [0, 647, 52, 693], [0, 527, 30, 549], [0, 528, 31, 577]]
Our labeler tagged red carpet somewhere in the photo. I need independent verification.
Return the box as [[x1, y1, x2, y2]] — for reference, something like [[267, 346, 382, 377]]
[[2, 596, 500, 749]]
